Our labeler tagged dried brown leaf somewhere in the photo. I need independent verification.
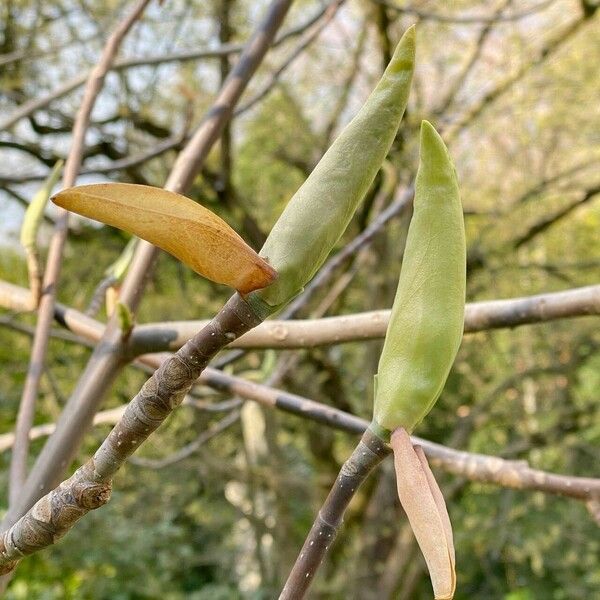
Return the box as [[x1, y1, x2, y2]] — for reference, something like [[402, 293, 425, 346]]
[[52, 183, 276, 293], [391, 428, 456, 599], [415, 445, 456, 591]]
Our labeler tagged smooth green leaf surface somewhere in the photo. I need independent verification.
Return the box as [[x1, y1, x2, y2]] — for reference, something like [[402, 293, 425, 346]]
[[253, 25, 415, 312], [20, 160, 63, 249], [374, 121, 466, 432]]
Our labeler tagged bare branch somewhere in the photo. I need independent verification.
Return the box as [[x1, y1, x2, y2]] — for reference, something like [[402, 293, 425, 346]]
[[2, 300, 598, 506], [373, 0, 556, 24], [125, 284, 600, 352], [514, 185, 600, 248], [0, 407, 127, 454], [510, 157, 600, 207], [0, 2, 332, 131], [3, 0, 296, 537], [444, 12, 594, 141], [235, 0, 344, 116], [2, 288, 597, 558], [127, 410, 240, 469], [9, 0, 152, 508], [2, 280, 599, 353], [434, 0, 512, 115]]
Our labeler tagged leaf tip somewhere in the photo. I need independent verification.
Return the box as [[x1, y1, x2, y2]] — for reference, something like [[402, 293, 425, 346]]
[[50, 188, 71, 210], [237, 260, 278, 294]]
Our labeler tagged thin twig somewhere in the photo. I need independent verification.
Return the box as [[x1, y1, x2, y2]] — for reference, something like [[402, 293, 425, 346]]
[[235, 0, 344, 116], [279, 429, 391, 599], [9, 0, 152, 508], [0, 396, 241, 455], [128, 409, 240, 468], [0, 294, 262, 574], [514, 185, 600, 248], [3, 0, 296, 535], [373, 0, 556, 24], [1, 133, 187, 184], [443, 11, 594, 141], [85, 275, 118, 317], [2, 289, 598, 503], [434, 0, 512, 115], [0, 2, 331, 131]]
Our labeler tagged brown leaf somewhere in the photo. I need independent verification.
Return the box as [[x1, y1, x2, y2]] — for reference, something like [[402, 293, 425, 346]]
[[414, 445, 456, 586], [52, 183, 276, 293], [391, 428, 456, 600]]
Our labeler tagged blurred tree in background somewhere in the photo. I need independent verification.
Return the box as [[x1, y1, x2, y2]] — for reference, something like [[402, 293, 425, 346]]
[[0, 0, 599, 598]]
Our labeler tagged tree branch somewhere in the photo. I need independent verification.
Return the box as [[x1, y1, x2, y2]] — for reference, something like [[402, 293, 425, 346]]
[[9, 0, 152, 508], [235, 0, 344, 117], [0, 293, 262, 574], [444, 11, 595, 141], [3, 0, 295, 536], [0, 2, 331, 131], [373, 0, 556, 24], [124, 284, 600, 352], [127, 409, 240, 469], [434, 0, 512, 115], [2, 290, 598, 504], [513, 185, 600, 248], [2, 280, 599, 353]]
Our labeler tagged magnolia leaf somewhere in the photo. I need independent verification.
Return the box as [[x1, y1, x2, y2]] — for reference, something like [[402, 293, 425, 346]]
[[391, 427, 456, 600], [20, 160, 64, 249], [52, 183, 277, 293], [374, 121, 465, 432], [252, 25, 415, 312]]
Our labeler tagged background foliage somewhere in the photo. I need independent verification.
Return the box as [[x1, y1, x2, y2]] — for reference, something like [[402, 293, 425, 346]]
[[1, 0, 599, 598]]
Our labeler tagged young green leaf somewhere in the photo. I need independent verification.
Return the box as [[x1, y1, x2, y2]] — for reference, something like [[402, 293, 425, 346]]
[[51, 183, 277, 293], [20, 160, 63, 250], [105, 237, 137, 281], [249, 25, 416, 314], [116, 301, 134, 336], [373, 120, 466, 432]]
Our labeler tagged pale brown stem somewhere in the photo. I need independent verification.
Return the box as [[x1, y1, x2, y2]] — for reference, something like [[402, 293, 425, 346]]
[[8, 0, 152, 508], [125, 284, 600, 352], [3, 0, 295, 534], [4, 280, 599, 352], [2, 291, 598, 503]]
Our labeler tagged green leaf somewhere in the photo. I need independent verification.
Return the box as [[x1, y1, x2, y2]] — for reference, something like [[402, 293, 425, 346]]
[[373, 121, 466, 432], [250, 25, 416, 314], [20, 160, 63, 249]]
